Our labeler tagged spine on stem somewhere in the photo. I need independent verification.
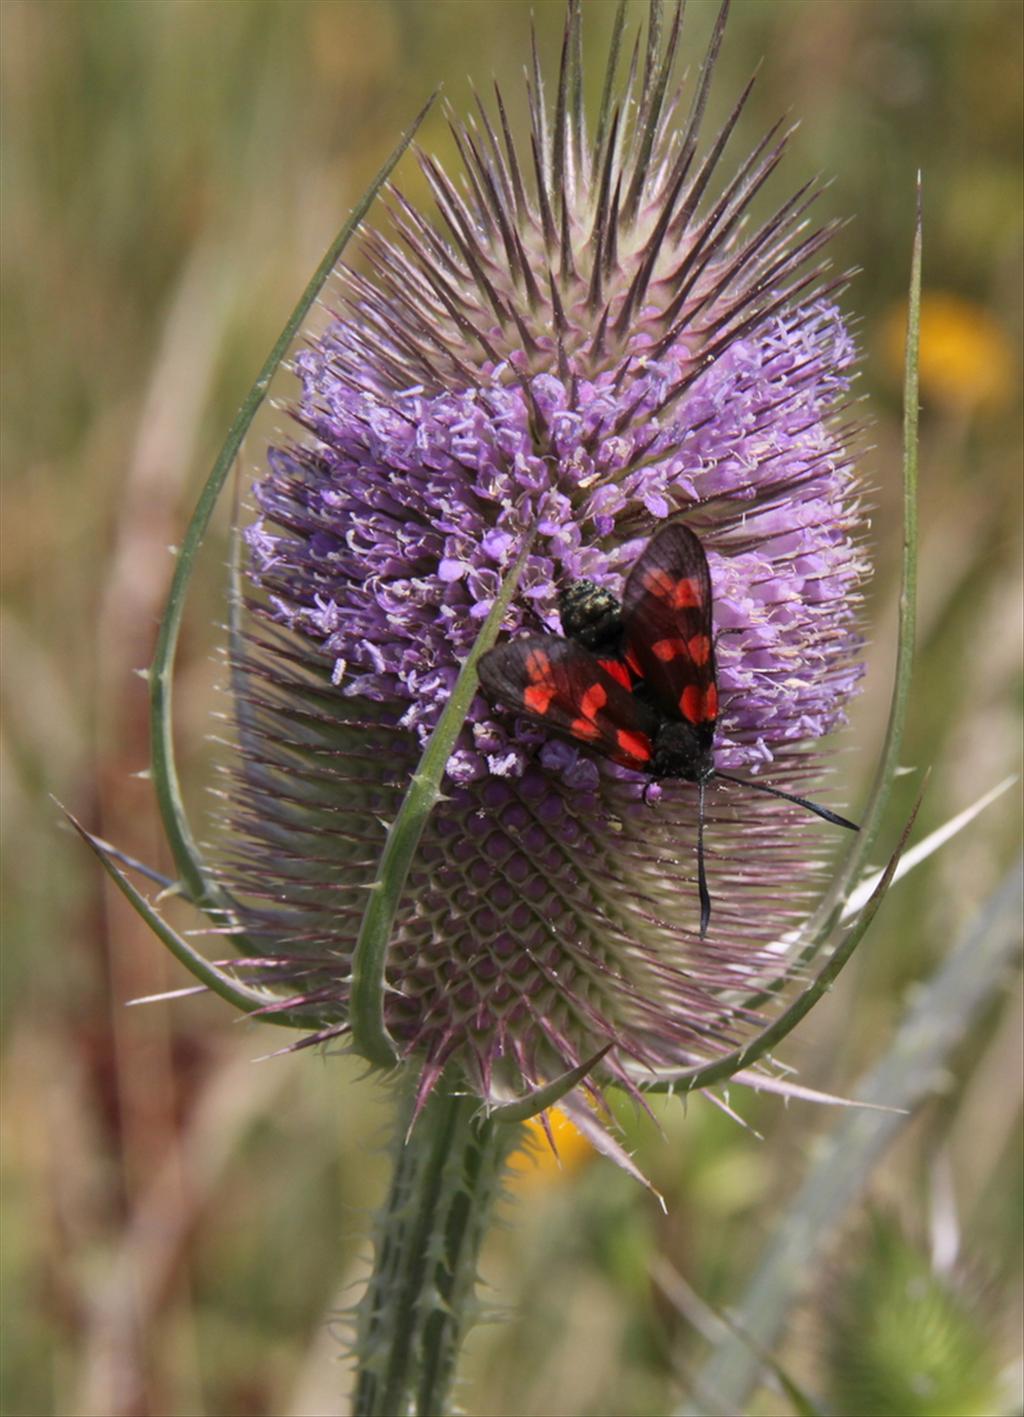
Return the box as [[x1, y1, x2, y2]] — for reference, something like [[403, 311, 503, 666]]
[[353, 1088, 523, 1417]]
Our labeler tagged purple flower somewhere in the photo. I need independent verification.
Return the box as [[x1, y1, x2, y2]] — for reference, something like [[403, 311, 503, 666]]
[[221, 4, 866, 1111]]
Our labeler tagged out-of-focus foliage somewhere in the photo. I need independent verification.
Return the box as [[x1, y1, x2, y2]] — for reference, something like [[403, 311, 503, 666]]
[[825, 1215, 1004, 1417], [2, 3, 1020, 1415]]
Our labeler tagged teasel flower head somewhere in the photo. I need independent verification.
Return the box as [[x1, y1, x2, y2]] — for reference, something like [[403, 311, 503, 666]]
[[223, 0, 868, 1118]]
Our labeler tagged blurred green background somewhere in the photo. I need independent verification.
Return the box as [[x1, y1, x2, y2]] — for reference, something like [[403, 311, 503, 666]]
[[2, 2, 1021, 1414]]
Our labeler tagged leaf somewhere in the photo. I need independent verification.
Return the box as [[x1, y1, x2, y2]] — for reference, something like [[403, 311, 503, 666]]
[[349, 531, 537, 1069], [62, 804, 314, 1028], [800, 176, 922, 947], [483, 1045, 613, 1125], [149, 96, 434, 915], [723, 179, 923, 1020]]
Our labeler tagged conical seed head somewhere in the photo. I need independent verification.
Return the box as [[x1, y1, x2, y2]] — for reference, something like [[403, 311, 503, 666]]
[[222, 3, 868, 1102]]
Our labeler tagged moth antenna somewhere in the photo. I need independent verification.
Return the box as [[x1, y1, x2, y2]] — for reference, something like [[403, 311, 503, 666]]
[[715, 770, 858, 831], [697, 777, 712, 938]]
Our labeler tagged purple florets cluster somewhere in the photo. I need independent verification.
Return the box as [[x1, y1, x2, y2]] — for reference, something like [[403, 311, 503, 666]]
[[247, 298, 864, 786]]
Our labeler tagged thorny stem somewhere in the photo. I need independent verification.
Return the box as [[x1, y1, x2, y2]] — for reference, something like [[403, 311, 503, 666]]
[[353, 1086, 523, 1417]]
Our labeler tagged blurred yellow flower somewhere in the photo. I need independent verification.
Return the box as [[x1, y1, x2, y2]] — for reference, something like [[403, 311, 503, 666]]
[[882, 291, 1016, 412], [507, 1108, 595, 1188]]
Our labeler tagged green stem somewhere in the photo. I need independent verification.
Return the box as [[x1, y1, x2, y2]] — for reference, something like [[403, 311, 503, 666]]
[[353, 1087, 523, 1417]]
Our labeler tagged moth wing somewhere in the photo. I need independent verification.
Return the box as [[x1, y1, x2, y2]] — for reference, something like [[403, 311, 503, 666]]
[[621, 522, 719, 732], [593, 648, 644, 692], [478, 636, 658, 772]]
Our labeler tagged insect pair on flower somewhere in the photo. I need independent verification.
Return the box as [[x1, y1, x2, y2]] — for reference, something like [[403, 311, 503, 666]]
[[479, 523, 858, 937]]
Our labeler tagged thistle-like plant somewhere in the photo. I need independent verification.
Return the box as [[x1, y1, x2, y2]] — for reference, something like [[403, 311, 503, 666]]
[[224, 0, 872, 1103], [75, 3, 925, 1412]]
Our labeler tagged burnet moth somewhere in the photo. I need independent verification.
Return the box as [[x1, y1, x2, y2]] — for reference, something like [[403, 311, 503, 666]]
[[478, 522, 858, 937]]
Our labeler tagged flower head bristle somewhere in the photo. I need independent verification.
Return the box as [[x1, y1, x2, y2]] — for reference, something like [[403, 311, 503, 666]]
[[217, 0, 869, 1109]]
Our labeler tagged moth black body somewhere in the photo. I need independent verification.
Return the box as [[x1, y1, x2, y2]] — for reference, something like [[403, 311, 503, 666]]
[[558, 579, 625, 654]]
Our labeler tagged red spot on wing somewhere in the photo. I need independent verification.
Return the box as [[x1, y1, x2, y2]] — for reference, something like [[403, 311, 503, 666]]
[[579, 683, 608, 720], [671, 577, 702, 609], [616, 728, 652, 763], [688, 633, 711, 666], [524, 683, 555, 714], [599, 657, 633, 689], [523, 647, 555, 714], [652, 636, 686, 662], [569, 681, 609, 742], [681, 683, 719, 724], [681, 685, 702, 724], [643, 569, 702, 609]]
